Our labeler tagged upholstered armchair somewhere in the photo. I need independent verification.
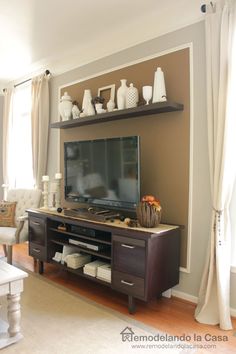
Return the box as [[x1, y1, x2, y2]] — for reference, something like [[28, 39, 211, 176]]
[[0, 189, 42, 264]]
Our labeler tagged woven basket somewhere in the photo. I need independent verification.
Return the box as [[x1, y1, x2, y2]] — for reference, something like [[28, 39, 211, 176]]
[[136, 202, 161, 228]]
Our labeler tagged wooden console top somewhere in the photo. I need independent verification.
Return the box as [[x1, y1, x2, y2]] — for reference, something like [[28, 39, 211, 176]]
[[27, 208, 179, 236]]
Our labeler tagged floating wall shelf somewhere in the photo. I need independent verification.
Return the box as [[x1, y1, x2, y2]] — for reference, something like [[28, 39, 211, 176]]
[[51, 101, 184, 129]]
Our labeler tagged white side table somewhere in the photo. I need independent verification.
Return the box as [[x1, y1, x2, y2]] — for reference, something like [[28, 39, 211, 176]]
[[0, 260, 28, 349]]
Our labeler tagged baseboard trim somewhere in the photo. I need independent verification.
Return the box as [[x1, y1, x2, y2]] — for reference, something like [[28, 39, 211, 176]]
[[172, 290, 236, 318], [172, 289, 198, 304], [230, 307, 236, 318]]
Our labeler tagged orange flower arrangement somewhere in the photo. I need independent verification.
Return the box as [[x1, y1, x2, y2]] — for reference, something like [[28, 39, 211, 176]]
[[136, 195, 162, 228]]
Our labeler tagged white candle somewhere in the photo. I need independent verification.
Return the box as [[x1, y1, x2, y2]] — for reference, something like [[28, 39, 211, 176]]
[[42, 175, 49, 181], [55, 173, 62, 179]]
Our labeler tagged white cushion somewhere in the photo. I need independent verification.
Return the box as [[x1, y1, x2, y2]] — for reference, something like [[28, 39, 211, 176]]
[[0, 227, 17, 245], [0, 188, 42, 245]]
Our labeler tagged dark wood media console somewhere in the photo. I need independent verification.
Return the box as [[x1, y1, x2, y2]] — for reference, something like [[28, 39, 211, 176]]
[[27, 208, 180, 313]]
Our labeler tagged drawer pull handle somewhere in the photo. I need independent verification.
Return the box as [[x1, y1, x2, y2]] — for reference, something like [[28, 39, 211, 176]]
[[33, 248, 40, 253], [32, 221, 40, 226], [121, 280, 134, 286], [121, 244, 135, 249]]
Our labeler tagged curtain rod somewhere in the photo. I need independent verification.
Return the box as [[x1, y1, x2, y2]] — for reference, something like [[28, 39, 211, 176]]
[[3, 69, 51, 92], [14, 69, 51, 88], [201, 2, 214, 13]]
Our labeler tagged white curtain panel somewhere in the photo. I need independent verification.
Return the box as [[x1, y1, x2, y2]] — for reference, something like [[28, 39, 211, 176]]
[[2, 88, 14, 191], [31, 74, 50, 189], [195, 0, 236, 330]]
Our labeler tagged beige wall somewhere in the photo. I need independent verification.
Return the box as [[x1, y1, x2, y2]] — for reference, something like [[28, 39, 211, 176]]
[[47, 21, 236, 309]]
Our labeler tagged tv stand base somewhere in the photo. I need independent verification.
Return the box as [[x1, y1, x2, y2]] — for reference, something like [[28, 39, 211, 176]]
[[27, 208, 180, 314]]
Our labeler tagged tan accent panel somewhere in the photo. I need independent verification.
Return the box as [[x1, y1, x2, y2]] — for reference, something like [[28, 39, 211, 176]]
[[60, 48, 190, 268]]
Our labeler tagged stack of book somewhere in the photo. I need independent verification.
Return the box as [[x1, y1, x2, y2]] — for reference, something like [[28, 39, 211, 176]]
[[65, 253, 91, 269], [97, 264, 111, 283], [83, 260, 107, 277]]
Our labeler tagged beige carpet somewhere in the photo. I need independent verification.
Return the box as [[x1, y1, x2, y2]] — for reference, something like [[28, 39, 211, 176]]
[[0, 271, 192, 354]]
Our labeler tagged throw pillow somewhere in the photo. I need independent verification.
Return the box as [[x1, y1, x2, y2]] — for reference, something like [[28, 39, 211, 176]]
[[0, 201, 17, 227]]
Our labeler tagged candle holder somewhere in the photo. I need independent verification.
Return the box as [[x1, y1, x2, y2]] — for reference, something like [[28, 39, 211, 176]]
[[55, 173, 62, 209], [49, 182, 57, 211], [41, 176, 50, 210]]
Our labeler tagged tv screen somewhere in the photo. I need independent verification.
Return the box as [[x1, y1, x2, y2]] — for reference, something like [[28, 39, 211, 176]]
[[64, 136, 140, 210]]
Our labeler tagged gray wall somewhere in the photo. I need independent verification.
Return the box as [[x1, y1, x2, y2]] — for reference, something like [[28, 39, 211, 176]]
[[47, 21, 236, 309], [0, 96, 3, 200]]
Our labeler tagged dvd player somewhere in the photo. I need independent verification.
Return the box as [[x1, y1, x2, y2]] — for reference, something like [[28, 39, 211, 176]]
[[68, 238, 104, 251]]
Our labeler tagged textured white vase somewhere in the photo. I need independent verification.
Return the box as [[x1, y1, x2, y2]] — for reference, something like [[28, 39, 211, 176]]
[[72, 104, 80, 119], [152, 67, 167, 103], [117, 79, 128, 110], [82, 89, 93, 116], [58, 92, 72, 121], [126, 83, 139, 108]]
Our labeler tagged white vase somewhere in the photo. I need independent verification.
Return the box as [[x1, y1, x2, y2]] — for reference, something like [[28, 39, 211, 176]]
[[107, 99, 115, 112], [72, 104, 80, 119], [126, 83, 139, 108], [82, 89, 93, 116], [58, 92, 72, 121], [117, 79, 128, 110], [87, 101, 95, 116], [152, 67, 167, 103]]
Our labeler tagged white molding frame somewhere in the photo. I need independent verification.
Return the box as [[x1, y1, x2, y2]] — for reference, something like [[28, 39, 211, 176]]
[[57, 42, 194, 274], [180, 42, 194, 274]]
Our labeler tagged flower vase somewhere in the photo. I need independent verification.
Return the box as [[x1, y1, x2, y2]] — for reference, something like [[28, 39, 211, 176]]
[[117, 79, 128, 110]]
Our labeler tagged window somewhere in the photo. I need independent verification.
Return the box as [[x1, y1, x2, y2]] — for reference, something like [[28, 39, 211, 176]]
[[7, 82, 34, 188]]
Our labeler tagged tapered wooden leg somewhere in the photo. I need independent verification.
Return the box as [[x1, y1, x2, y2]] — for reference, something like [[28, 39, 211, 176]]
[[38, 261, 44, 274], [128, 295, 136, 314], [7, 293, 21, 337], [3, 245, 7, 257], [7, 245, 12, 264]]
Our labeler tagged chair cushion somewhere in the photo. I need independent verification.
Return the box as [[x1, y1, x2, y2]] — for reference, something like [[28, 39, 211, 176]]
[[0, 201, 17, 227], [0, 226, 17, 245]]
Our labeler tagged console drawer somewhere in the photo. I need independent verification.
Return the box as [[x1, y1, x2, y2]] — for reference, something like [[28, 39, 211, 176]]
[[112, 235, 146, 277], [112, 270, 145, 298], [29, 243, 46, 261], [29, 216, 46, 246]]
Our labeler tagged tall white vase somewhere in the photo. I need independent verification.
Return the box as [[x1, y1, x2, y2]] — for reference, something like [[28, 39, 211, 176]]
[[117, 79, 128, 110], [82, 89, 95, 116], [152, 67, 167, 103]]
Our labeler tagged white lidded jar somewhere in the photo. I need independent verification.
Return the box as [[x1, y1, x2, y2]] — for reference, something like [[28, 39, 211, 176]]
[[126, 83, 139, 108], [117, 79, 128, 110], [58, 92, 72, 121], [152, 67, 167, 103]]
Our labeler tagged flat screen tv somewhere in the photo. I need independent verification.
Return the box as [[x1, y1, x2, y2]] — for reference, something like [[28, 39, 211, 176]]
[[64, 136, 140, 211]]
